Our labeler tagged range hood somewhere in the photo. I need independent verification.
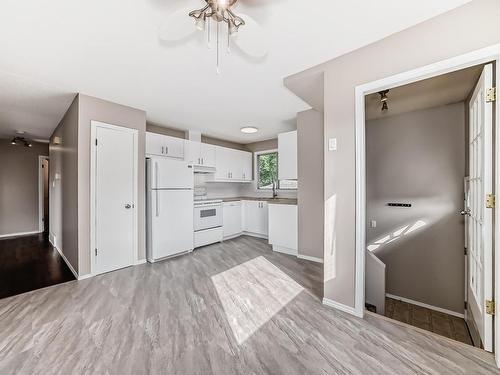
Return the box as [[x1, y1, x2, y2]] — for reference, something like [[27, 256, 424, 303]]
[[193, 165, 216, 174]]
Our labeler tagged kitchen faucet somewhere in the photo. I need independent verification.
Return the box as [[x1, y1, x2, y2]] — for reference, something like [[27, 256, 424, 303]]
[[272, 180, 278, 199]]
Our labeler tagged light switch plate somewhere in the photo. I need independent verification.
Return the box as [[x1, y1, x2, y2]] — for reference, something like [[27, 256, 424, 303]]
[[370, 220, 377, 228], [328, 138, 337, 151]]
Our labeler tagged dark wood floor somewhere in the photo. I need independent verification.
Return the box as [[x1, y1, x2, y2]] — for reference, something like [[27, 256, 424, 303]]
[[0, 233, 75, 299], [385, 297, 473, 345]]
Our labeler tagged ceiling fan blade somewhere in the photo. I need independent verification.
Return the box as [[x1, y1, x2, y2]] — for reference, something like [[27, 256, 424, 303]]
[[231, 13, 268, 58], [159, 6, 197, 43]]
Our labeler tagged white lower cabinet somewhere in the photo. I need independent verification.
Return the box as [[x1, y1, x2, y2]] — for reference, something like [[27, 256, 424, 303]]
[[268, 204, 298, 255], [242, 201, 268, 237], [223, 201, 242, 239]]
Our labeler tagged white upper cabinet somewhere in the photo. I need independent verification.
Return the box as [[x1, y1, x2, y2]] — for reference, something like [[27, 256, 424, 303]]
[[146, 132, 184, 159], [278, 130, 297, 180], [186, 141, 216, 167], [200, 143, 216, 167], [213, 146, 252, 182]]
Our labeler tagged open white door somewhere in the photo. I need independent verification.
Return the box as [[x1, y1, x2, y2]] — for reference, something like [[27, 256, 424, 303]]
[[92, 121, 138, 275], [466, 63, 494, 352]]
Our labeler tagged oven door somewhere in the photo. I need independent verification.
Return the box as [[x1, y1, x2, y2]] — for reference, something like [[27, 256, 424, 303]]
[[194, 204, 223, 232]]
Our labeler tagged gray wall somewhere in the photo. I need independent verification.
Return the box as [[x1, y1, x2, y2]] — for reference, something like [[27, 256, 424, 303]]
[[366, 103, 465, 313], [0, 139, 48, 236], [50, 95, 79, 272], [286, 0, 500, 307], [78, 94, 146, 276], [297, 109, 324, 260], [147, 123, 248, 151]]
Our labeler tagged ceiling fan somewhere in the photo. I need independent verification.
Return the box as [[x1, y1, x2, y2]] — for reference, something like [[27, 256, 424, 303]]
[[159, 0, 268, 70]]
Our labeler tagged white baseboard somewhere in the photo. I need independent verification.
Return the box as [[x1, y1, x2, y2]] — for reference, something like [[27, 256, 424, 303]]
[[298, 254, 324, 263], [242, 231, 268, 239], [323, 298, 363, 318], [53, 245, 79, 280], [385, 293, 465, 319], [223, 233, 243, 241], [135, 259, 147, 265], [77, 273, 93, 280], [0, 230, 41, 239], [272, 245, 298, 256]]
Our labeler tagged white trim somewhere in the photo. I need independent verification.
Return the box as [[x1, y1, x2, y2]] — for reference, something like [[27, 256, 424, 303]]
[[253, 149, 297, 192], [272, 245, 298, 256], [0, 230, 41, 239], [323, 297, 363, 318], [298, 254, 324, 263], [53, 244, 79, 280], [354, 44, 500, 364], [242, 231, 268, 239], [385, 293, 465, 319], [354, 45, 500, 337], [135, 259, 147, 265], [90, 121, 139, 277], [38, 155, 49, 232]]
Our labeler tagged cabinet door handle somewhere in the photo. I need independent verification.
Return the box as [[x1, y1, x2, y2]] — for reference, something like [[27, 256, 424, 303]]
[[202, 158, 204, 165], [166, 146, 169, 155], [161, 146, 164, 154]]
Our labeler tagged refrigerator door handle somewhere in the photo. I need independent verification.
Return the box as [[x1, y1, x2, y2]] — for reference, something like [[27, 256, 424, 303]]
[[156, 190, 160, 217], [155, 162, 159, 189]]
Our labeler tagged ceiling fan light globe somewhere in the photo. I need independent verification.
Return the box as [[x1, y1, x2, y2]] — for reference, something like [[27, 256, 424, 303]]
[[195, 17, 206, 31]]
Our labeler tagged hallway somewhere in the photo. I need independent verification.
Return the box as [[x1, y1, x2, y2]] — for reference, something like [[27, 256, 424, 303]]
[[0, 233, 75, 299]]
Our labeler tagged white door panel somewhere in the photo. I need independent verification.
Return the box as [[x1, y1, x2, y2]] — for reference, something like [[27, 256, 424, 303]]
[[94, 123, 136, 275], [151, 190, 194, 259], [466, 63, 493, 351]]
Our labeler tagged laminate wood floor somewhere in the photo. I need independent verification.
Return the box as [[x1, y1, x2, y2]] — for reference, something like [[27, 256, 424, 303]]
[[0, 233, 75, 299], [0, 236, 497, 374], [385, 297, 473, 346]]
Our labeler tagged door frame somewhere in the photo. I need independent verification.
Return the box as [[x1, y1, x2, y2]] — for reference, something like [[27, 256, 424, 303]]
[[38, 155, 49, 233], [354, 44, 500, 357], [90, 120, 139, 276]]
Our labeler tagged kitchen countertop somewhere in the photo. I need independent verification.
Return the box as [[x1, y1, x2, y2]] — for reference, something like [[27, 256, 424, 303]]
[[221, 197, 297, 205]]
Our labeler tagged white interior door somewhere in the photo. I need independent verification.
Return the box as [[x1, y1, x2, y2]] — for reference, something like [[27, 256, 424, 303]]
[[93, 122, 137, 275], [466, 63, 494, 352]]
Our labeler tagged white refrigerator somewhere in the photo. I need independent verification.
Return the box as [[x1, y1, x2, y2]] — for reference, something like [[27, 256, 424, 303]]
[[146, 157, 194, 262]]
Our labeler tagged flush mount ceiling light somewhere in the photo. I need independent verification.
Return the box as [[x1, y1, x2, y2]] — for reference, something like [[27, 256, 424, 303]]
[[240, 126, 258, 134], [378, 89, 390, 112], [189, 0, 245, 72]]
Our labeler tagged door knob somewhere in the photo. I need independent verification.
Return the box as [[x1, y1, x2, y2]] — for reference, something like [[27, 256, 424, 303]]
[[460, 209, 470, 216], [125, 204, 132, 209]]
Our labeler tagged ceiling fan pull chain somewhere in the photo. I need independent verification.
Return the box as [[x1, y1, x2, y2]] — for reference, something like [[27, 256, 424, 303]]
[[216, 20, 220, 74], [227, 22, 231, 54], [207, 16, 211, 49]]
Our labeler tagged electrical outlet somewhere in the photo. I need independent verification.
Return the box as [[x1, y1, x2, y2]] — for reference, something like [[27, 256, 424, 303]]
[[328, 138, 337, 151], [370, 220, 377, 228]]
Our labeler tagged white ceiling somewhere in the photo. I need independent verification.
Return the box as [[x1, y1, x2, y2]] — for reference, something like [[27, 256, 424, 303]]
[[0, 0, 471, 143], [365, 64, 483, 121]]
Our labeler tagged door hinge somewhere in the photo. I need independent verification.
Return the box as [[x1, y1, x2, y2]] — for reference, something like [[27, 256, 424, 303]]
[[95, 139, 98, 146], [464, 247, 467, 256], [486, 87, 496, 103], [95, 248, 98, 256], [464, 301, 468, 310], [486, 300, 495, 315], [486, 194, 495, 209]]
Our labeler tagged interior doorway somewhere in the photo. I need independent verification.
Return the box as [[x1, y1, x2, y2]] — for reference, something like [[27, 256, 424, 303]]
[[361, 62, 495, 349], [38, 156, 49, 233]]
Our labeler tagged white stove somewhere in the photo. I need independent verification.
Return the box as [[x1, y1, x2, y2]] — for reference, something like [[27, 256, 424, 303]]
[[193, 198, 223, 248]]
